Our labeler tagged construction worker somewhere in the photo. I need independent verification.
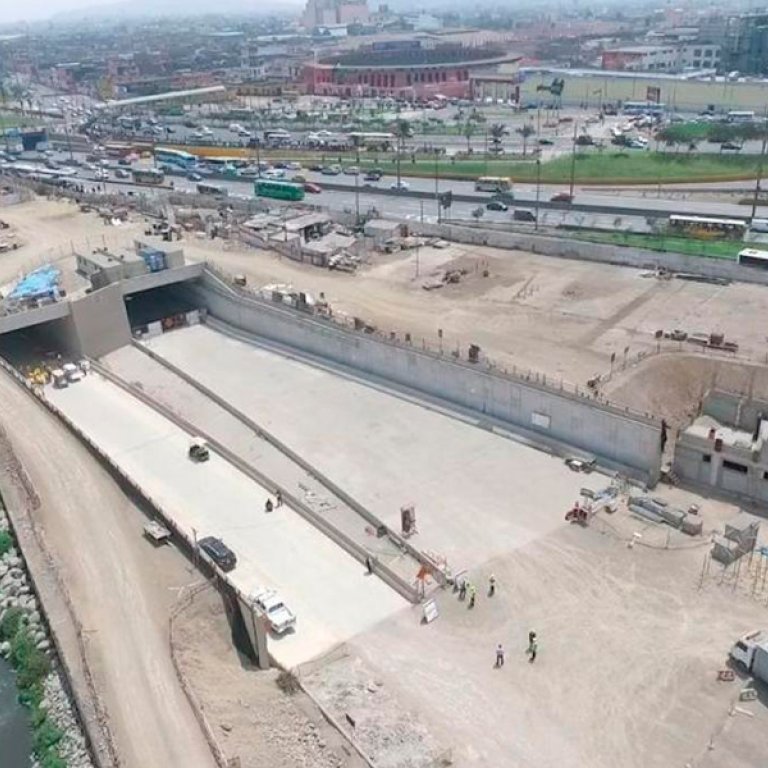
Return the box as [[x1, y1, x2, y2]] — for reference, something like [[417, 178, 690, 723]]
[[488, 574, 496, 597], [275, 489, 283, 507], [495, 643, 505, 668], [265, 498, 274, 513], [468, 583, 476, 609], [459, 579, 467, 601], [365, 556, 373, 575], [527, 632, 538, 663]]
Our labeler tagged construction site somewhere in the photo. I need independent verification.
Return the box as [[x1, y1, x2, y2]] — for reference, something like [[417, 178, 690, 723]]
[[0, 194, 768, 768]]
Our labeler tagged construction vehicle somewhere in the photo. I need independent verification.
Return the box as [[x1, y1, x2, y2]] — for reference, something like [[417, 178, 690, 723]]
[[51, 369, 68, 389], [188, 436, 210, 462], [62, 362, 84, 383], [730, 630, 768, 684]]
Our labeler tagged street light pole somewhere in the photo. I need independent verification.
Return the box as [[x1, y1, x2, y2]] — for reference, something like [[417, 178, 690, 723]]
[[355, 146, 360, 225], [535, 158, 541, 231], [569, 121, 578, 200], [434, 149, 440, 222], [752, 120, 768, 221]]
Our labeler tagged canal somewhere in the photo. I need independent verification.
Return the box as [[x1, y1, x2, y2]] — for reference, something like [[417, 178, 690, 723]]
[[0, 655, 33, 766]]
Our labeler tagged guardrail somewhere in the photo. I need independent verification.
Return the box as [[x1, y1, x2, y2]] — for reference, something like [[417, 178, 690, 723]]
[[132, 339, 443, 588], [89, 359, 420, 604]]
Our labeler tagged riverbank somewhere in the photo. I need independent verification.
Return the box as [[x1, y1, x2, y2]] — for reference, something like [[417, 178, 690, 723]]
[[0, 502, 93, 768]]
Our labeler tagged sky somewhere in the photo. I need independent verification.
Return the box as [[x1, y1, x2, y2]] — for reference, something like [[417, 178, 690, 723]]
[[0, 0, 301, 25]]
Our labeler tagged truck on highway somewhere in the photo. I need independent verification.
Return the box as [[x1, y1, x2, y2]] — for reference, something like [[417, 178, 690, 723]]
[[251, 588, 296, 635], [729, 629, 768, 683]]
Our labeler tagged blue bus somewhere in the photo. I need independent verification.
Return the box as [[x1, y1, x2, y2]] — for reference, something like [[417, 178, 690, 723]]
[[154, 147, 198, 171]]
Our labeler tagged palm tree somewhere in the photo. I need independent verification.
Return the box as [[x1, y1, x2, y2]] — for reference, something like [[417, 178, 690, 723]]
[[489, 123, 506, 155], [516, 124, 535, 157], [393, 118, 412, 187], [463, 121, 475, 153]]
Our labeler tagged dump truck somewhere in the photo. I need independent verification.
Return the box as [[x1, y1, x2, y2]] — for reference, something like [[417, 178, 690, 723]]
[[729, 630, 768, 684]]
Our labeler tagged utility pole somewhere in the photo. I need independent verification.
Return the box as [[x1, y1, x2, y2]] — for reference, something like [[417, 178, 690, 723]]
[[535, 158, 541, 231], [752, 111, 768, 220], [434, 149, 440, 221], [355, 145, 360, 225], [569, 121, 578, 200]]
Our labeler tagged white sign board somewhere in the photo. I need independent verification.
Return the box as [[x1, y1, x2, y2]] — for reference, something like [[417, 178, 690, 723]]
[[531, 411, 551, 429], [422, 598, 439, 624]]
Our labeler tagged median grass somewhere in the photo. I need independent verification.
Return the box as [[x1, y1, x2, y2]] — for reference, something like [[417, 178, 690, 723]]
[[569, 230, 743, 260], [198, 146, 761, 185]]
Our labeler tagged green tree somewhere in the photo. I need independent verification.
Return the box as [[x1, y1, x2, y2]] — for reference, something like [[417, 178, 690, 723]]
[[462, 121, 476, 152], [516, 124, 535, 156], [489, 122, 506, 155]]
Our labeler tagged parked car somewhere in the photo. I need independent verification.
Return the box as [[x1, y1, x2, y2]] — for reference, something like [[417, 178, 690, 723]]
[[390, 179, 410, 191], [286, 161, 302, 170], [343, 165, 360, 175], [550, 192, 574, 203], [513, 209, 537, 222], [187, 172, 203, 182], [198, 536, 236, 572], [538, 138, 554, 146], [721, 141, 742, 151], [114, 168, 130, 179], [251, 588, 296, 634], [321, 164, 341, 175], [308, 163, 324, 172], [486, 200, 508, 211], [304, 181, 322, 194]]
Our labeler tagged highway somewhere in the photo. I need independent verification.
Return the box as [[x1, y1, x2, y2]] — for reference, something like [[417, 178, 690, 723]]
[[6, 147, 767, 225]]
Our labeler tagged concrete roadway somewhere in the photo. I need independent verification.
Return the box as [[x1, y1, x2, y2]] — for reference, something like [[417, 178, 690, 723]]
[[45, 373, 408, 669]]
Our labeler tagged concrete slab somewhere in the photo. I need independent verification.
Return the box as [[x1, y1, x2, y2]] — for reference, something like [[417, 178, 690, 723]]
[[143, 325, 605, 570], [46, 375, 407, 668]]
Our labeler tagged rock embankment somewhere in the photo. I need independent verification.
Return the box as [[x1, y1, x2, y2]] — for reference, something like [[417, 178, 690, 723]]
[[0, 507, 93, 768]]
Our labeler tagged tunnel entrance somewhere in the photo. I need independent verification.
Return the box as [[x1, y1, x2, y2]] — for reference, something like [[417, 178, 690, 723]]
[[124, 284, 200, 330], [0, 318, 78, 370]]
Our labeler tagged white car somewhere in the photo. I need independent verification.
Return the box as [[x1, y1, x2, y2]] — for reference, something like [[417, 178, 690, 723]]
[[390, 180, 410, 191], [251, 588, 296, 635]]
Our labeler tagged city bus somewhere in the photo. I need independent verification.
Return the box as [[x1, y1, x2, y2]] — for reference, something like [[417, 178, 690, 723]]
[[668, 214, 747, 240], [132, 168, 165, 185], [196, 182, 228, 197], [738, 248, 768, 268], [727, 110, 756, 123], [154, 147, 198, 171], [254, 178, 305, 201], [622, 101, 666, 116], [347, 132, 395, 151], [474, 176, 513, 194]]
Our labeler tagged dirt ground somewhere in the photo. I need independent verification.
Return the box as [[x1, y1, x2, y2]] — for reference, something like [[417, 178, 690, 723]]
[[171, 584, 366, 768], [181, 231, 768, 426], [309, 491, 768, 768], [0, 371, 218, 768]]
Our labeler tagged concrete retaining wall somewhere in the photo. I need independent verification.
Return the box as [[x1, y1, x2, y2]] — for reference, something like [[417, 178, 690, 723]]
[[184, 269, 662, 483]]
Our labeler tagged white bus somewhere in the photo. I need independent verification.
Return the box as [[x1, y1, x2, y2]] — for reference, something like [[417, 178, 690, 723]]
[[668, 214, 747, 240], [475, 176, 513, 194], [738, 248, 768, 268], [727, 110, 755, 123]]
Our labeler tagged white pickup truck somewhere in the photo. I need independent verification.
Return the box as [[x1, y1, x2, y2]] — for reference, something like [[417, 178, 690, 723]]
[[251, 588, 296, 635], [729, 629, 768, 684]]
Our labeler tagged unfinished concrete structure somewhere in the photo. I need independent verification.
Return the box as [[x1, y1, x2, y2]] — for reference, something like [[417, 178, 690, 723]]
[[674, 390, 768, 503]]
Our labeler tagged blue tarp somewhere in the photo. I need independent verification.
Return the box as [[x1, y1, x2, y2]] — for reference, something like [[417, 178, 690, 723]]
[[8, 265, 60, 301]]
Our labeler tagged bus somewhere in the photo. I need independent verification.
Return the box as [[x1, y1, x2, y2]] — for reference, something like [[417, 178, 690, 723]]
[[727, 110, 756, 123], [154, 147, 198, 171], [197, 182, 228, 197], [347, 132, 395, 151], [623, 101, 666, 116], [668, 214, 747, 240], [738, 248, 768, 268], [475, 176, 513, 194], [254, 178, 305, 201], [103, 142, 134, 158], [132, 168, 165, 185]]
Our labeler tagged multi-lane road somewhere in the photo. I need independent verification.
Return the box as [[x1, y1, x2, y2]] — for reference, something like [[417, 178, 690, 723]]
[[6, 148, 767, 226]]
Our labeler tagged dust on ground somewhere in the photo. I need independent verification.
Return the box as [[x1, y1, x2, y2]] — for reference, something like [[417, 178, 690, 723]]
[[171, 585, 366, 768], [184, 231, 768, 425]]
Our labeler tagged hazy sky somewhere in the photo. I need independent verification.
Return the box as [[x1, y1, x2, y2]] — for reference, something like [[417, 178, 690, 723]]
[[0, 0, 300, 24]]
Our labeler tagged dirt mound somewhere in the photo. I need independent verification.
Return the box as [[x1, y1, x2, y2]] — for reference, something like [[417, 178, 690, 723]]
[[604, 353, 768, 428]]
